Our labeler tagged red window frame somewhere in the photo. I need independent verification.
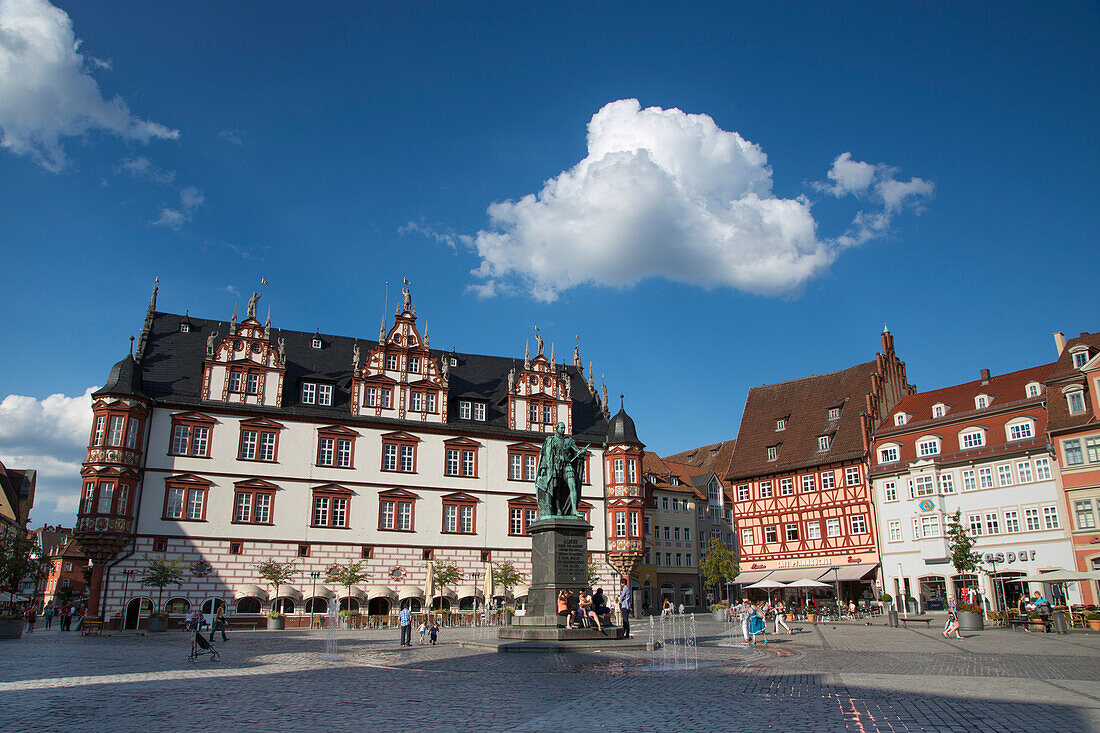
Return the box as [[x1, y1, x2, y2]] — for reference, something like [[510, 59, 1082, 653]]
[[162, 474, 211, 521], [507, 496, 540, 536], [238, 418, 284, 462], [441, 492, 478, 534], [443, 438, 480, 478], [316, 426, 358, 468], [381, 431, 419, 473], [89, 400, 148, 449], [363, 376, 396, 409], [311, 484, 353, 528], [168, 412, 215, 457], [507, 443, 540, 482], [232, 479, 277, 525], [227, 365, 264, 396], [378, 488, 418, 532]]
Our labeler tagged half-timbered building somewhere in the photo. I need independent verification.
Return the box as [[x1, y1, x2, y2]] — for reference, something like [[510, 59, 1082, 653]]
[[726, 329, 911, 603]]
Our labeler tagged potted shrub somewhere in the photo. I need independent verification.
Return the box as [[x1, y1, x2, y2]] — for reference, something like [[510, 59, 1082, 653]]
[[807, 610, 816, 623], [1085, 611, 1100, 631], [710, 601, 730, 622], [956, 602, 984, 631], [906, 596, 919, 614], [254, 558, 298, 629], [140, 555, 185, 632]]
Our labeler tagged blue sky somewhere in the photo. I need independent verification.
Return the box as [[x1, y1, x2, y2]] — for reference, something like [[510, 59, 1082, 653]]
[[1, 1, 1097, 526]]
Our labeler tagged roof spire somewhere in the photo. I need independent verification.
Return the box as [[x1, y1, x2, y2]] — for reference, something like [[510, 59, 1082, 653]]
[[524, 339, 530, 369], [135, 277, 159, 362], [230, 301, 238, 335], [264, 306, 271, 339], [587, 361, 594, 391], [550, 342, 555, 364], [620, 393, 624, 409], [129, 335, 135, 356], [883, 322, 890, 334], [379, 317, 385, 344]]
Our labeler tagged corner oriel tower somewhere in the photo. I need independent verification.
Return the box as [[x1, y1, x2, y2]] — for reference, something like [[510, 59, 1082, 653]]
[[604, 397, 645, 582]]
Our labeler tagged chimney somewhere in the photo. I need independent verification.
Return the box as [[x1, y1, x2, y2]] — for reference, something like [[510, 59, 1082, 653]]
[[1054, 332, 1066, 355], [980, 368, 991, 385]]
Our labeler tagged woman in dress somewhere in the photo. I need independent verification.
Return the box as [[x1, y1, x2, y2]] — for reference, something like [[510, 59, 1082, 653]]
[[747, 601, 768, 644]]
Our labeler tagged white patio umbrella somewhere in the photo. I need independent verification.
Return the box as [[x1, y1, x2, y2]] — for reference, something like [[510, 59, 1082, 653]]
[[1018, 570, 1100, 583], [785, 579, 830, 588], [747, 579, 787, 589]]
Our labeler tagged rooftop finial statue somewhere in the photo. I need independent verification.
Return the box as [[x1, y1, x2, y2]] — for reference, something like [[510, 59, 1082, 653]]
[[534, 422, 588, 518], [534, 325, 544, 357], [247, 291, 260, 319], [401, 281, 412, 313]]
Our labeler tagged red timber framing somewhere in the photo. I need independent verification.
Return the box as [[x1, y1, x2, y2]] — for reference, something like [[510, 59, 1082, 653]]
[[350, 302, 448, 423], [729, 328, 912, 573]]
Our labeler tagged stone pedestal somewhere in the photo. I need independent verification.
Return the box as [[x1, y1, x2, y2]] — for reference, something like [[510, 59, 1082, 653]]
[[499, 516, 624, 642]]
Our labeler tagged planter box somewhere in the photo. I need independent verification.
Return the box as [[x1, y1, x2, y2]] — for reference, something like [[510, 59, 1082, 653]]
[[267, 616, 286, 630], [0, 619, 23, 640], [147, 616, 169, 633], [1087, 619, 1100, 631], [806, 614, 816, 623], [712, 610, 727, 622], [957, 611, 983, 631]]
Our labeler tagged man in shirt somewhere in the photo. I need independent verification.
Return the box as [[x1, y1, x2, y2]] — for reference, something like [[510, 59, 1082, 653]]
[[398, 606, 413, 646], [618, 578, 632, 638]]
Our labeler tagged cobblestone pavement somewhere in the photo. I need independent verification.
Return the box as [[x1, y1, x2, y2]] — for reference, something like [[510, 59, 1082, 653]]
[[1, 617, 1098, 732]]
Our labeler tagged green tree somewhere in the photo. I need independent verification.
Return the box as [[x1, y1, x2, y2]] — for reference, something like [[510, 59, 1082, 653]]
[[325, 560, 369, 614], [946, 510, 979, 576], [491, 560, 526, 597], [141, 554, 186, 616], [585, 561, 600, 589], [429, 559, 463, 612], [700, 537, 739, 603], [255, 559, 298, 615], [0, 524, 42, 614]]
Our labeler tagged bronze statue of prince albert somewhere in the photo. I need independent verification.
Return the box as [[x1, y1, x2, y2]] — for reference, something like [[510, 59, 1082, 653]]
[[535, 422, 588, 518]]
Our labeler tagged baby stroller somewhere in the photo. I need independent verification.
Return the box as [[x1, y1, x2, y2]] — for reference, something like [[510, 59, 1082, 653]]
[[188, 629, 220, 663]]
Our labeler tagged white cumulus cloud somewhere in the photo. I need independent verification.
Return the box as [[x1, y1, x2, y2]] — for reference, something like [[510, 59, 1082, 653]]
[[0, 0, 178, 172], [458, 99, 930, 301], [120, 155, 175, 184], [0, 387, 96, 525]]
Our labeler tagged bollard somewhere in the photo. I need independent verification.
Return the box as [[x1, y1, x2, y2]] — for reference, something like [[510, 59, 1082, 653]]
[[887, 609, 899, 628]]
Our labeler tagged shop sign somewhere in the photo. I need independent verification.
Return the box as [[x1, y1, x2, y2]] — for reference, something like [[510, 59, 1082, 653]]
[[918, 499, 935, 512], [982, 550, 1036, 564]]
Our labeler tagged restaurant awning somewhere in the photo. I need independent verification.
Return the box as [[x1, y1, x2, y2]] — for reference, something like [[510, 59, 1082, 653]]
[[815, 564, 879, 583], [233, 584, 269, 601], [274, 584, 303, 601], [338, 587, 367, 602], [510, 585, 530, 598], [309, 587, 336, 600], [365, 584, 397, 600], [398, 585, 424, 601], [733, 570, 772, 584], [765, 568, 830, 583], [455, 584, 484, 599]]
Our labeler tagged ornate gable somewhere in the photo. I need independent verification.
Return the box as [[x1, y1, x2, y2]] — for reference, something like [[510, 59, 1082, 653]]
[[201, 293, 286, 406], [350, 285, 449, 423], [507, 329, 574, 433]]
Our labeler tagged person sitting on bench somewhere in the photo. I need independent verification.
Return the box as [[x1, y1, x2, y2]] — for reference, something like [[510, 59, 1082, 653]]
[[558, 590, 576, 629]]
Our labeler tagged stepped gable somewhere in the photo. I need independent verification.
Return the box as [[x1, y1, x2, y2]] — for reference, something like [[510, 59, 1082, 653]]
[[877, 362, 1055, 436], [133, 311, 609, 441], [727, 360, 878, 481], [1046, 331, 1100, 433]]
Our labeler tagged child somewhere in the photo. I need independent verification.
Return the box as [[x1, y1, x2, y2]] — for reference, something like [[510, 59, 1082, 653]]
[[429, 621, 439, 645], [417, 621, 427, 644]]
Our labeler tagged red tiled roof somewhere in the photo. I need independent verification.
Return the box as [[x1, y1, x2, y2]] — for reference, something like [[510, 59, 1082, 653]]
[[663, 440, 737, 478], [877, 363, 1055, 438], [642, 453, 706, 498], [727, 361, 879, 481], [1045, 332, 1100, 434]]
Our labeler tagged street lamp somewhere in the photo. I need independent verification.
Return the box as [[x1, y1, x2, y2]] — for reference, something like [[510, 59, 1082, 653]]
[[470, 571, 482, 626], [310, 571, 321, 629]]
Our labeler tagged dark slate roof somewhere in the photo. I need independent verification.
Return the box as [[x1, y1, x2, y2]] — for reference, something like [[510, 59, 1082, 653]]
[[93, 353, 146, 398], [132, 311, 611, 442], [727, 361, 877, 481], [606, 407, 643, 446]]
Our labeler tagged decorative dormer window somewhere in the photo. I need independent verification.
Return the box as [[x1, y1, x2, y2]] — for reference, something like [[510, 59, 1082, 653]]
[[975, 394, 989, 409], [817, 435, 831, 451], [827, 407, 841, 420], [449, 357, 458, 367], [386, 354, 398, 370], [1065, 386, 1086, 415], [766, 445, 778, 461], [180, 323, 191, 333], [1071, 347, 1089, 369], [1026, 382, 1041, 398], [932, 403, 946, 418], [775, 418, 786, 431], [894, 413, 908, 426], [312, 337, 322, 349]]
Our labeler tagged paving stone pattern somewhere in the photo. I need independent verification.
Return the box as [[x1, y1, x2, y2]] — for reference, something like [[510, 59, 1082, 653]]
[[1, 618, 1098, 732]]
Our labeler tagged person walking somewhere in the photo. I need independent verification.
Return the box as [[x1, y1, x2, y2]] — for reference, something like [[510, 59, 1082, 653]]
[[773, 599, 792, 635], [618, 578, 632, 639], [25, 605, 37, 633], [44, 605, 55, 630], [428, 621, 439, 645], [748, 602, 767, 645], [1017, 594, 1032, 632], [398, 605, 413, 646], [417, 620, 427, 644], [943, 600, 963, 639], [737, 599, 753, 644], [60, 604, 72, 632], [209, 606, 228, 643]]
